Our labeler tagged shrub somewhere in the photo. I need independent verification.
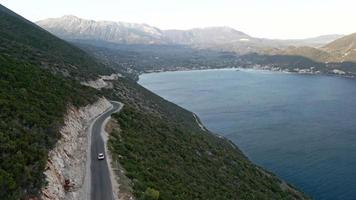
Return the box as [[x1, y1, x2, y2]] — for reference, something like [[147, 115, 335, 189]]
[[144, 187, 160, 200]]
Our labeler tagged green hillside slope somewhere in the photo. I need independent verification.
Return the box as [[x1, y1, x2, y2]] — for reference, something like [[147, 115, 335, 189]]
[[0, 4, 109, 199], [102, 79, 310, 200], [0, 4, 113, 80], [0, 55, 98, 199]]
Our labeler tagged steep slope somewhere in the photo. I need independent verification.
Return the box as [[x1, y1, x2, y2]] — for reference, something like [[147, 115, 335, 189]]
[[0, 7, 113, 80], [102, 78, 310, 200], [0, 4, 111, 199], [0, 55, 98, 199], [322, 33, 356, 62]]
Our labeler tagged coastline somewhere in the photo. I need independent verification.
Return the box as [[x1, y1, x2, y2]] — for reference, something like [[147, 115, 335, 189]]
[[137, 65, 356, 82], [136, 67, 356, 199], [137, 67, 312, 199]]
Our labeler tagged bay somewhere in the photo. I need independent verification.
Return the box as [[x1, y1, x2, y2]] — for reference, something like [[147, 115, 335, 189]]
[[139, 69, 356, 200]]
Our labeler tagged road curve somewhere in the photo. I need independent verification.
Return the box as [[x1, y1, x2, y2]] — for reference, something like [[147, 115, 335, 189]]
[[90, 101, 122, 200]]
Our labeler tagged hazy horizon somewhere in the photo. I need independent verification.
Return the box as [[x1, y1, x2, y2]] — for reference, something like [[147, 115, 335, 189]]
[[1, 0, 355, 39]]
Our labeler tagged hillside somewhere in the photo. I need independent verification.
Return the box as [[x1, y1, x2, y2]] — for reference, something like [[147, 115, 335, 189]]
[[277, 34, 344, 48], [322, 33, 356, 62], [269, 33, 356, 64], [1, 4, 310, 200], [74, 41, 242, 80], [0, 6, 113, 80], [275, 46, 333, 62], [0, 55, 98, 199], [102, 78, 310, 200], [164, 27, 252, 45], [0, 4, 109, 199], [243, 33, 356, 76]]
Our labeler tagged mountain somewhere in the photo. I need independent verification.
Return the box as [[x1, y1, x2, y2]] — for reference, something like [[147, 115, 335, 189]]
[[277, 34, 344, 48], [37, 16, 254, 47], [37, 15, 356, 77], [274, 46, 333, 62], [237, 42, 356, 77], [270, 33, 356, 63], [37, 16, 340, 52], [300, 34, 344, 46], [37, 15, 166, 45], [322, 33, 356, 62], [164, 26, 252, 45]]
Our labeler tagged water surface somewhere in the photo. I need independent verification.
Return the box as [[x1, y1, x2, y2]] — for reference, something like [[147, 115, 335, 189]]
[[139, 69, 356, 200]]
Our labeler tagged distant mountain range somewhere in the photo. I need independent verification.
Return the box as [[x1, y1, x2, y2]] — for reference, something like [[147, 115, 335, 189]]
[[37, 15, 356, 67], [37, 16, 343, 51], [37, 15, 165, 44], [323, 33, 356, 62], [271, 33, 356, 63]]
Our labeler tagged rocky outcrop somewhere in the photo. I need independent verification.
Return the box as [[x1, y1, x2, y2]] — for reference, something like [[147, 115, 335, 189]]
[[81, 73, 123, 90], [41, 98, 111, 200]]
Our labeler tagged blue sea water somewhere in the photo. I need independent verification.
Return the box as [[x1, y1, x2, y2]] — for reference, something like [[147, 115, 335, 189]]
[[138, 69, 356, 200]]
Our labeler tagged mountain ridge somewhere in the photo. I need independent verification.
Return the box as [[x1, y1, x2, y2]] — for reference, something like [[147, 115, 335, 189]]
[[37, 15, 343, 50]]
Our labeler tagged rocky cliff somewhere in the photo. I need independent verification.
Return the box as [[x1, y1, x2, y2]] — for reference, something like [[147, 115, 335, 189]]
[[41, 98, 111, 200]]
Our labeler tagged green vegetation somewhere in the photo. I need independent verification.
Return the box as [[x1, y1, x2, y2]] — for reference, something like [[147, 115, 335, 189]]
[[108, 105, 308, 200], [0, 5, 109, 199], [0, 55, 98, 199], [77, 42, 242, 80], [102, 73, 308, 199], [144, 187, 160, 200], [102, 78, 202, 131], [0, 5, 114, 80]]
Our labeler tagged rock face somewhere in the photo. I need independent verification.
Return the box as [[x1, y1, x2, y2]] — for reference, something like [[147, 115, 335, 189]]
[[81, 73, 122, 90], [41, 98, 112, 200], [37, 15, 165, 44], [36, 16, 252, 46]]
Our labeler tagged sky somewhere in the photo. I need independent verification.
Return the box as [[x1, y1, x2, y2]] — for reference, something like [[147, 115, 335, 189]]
[[1, 0, 355, 39]]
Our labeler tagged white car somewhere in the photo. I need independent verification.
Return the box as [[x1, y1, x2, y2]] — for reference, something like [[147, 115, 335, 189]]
[[98, 153, 105, 160]]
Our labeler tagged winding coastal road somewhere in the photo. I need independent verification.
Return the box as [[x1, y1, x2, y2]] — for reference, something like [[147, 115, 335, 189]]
[[90, 101, 122, 200]]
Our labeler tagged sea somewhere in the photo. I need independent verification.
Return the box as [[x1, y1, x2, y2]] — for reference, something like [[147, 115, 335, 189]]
[[139, 68, 356, 200]]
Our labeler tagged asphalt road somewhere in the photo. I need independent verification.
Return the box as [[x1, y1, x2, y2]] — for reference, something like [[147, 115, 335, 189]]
[[90, 101, 122, 200]]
